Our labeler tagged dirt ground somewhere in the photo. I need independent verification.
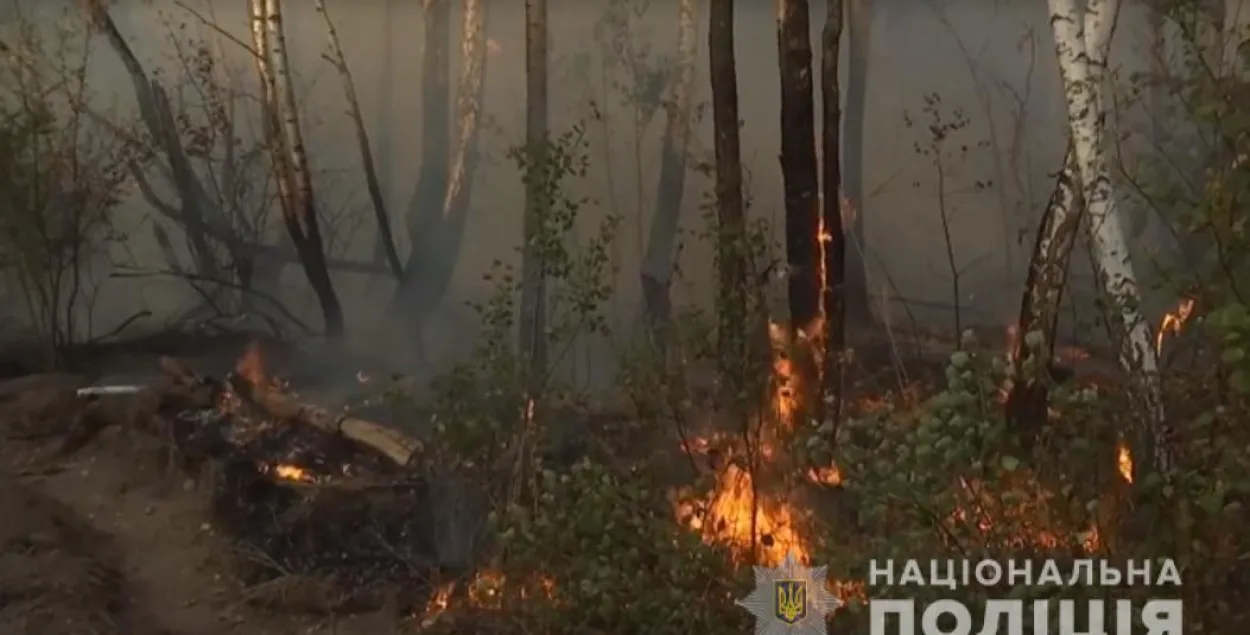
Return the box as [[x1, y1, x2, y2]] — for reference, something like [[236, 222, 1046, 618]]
[[0, 370, 420, 635]]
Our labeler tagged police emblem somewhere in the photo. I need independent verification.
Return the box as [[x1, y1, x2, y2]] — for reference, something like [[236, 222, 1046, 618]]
[[774, 580, 808, 624], [736, 551, 841, 635]]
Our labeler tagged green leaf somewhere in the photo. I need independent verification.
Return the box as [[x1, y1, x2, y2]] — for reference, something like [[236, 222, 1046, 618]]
[[1229, 369, 1250, 395], [1001, 456, 1020, 471], [1222, 347, 1247, 364]]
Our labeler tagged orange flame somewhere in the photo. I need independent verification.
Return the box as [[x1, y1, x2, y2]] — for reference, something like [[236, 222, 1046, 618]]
[[1155, 297, 1196, 355], [768, 322, 800, 427], [806, 464, 843, 486], [261, 463, 315, 482], [420, 569, 556, 625], [236, 340, 267, 386], [676, 463, 808, 566], [1117, 440, 1133, 483]]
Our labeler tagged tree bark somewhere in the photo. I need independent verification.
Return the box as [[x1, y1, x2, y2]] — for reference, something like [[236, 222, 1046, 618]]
[[1048, 0, 1170, 474], [639, 0, 700, 354], [520, 0, 550, 376], [441, 0, 487, 225], [819, 0, 846, 431], [391, 0, 488, 358], [408, 0, 452, 243], [262, 0, 345, 340], [1007, 144, 1081, 429], [777, 0, 822, 338], [842, 0, 872, 326], [709, 0, 748, 381]]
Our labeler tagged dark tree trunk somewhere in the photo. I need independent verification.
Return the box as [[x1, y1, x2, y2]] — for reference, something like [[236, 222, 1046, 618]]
[[640, 0, 700, 355], [520, 0, 549, 376], [777, 0, 822, 337], [842, 0, 872, 327], [409, 0, 451, 246], [709, 0, 748, 381], [392, 0, 487, 306], [819, 0, 846, 431]]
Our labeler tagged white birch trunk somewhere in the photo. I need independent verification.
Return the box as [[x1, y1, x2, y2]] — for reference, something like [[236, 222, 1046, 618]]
[[441, 0, 486, 220], [1048, 0, 1170, 472], [264, 0, 316, 236], [248, 0, 292, 213]]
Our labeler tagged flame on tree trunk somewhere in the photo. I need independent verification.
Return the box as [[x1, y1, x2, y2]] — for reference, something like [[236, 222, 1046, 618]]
[[819, 0, 846, 430], [776, 0, 825, 424], [1048, 0, 1170, 474], [520, 0, 549, 378], [392, 0, 487, 365], [253, 0, 345, 339], [709, 0, 748, 384], [639, 0, 700, 356], [1007, 144, 1081, 430]]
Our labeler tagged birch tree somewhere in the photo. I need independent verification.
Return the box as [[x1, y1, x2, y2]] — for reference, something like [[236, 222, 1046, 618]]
[[1048, 0, 1170, 473], [1007, 145, 1081, 427], [257, 0, 345, 339]]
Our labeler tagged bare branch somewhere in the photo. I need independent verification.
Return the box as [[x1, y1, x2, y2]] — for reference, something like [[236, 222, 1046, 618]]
[[315, 0, 404, 279]]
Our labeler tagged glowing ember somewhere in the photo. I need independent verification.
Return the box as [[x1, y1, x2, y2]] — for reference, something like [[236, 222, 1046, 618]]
[[261, 463, 315, 482], [1117, 440, 1133, 483], [1155, 297, 1196, 355], [806, 464, 843, 486]]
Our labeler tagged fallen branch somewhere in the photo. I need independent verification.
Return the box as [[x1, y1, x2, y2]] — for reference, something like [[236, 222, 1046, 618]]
[[227, 371, 421, 467]]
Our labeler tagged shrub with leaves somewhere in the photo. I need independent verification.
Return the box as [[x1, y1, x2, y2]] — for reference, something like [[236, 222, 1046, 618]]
[[0, 12, 137, 364], [489, 458, 746, 633]]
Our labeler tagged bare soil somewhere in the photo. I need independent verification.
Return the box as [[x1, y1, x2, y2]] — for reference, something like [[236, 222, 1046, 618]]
[[0, 350, 420, 634]]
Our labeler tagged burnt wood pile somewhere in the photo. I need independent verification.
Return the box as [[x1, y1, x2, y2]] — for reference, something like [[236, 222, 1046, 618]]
[[127, 357, 453, 613]]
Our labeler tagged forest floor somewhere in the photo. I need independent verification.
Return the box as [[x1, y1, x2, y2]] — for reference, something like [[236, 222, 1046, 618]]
[[0, 321, 1123, 635], [0, 337, 415, 635]]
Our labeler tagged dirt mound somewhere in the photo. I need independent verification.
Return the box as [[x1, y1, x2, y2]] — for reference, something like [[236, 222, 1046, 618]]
[[0, 473, 166, 634]]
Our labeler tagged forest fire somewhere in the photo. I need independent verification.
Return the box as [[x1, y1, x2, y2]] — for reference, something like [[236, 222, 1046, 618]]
[[675, 325, 828, 569], [1155, 297, 1196, 355]]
